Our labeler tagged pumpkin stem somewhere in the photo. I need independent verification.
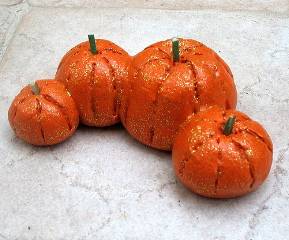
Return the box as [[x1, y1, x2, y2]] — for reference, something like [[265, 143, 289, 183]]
[[88, 34, 97, 54], [30, 82, 40, 95], [172, 37, 180, 62], [223, 116, 236, 136]]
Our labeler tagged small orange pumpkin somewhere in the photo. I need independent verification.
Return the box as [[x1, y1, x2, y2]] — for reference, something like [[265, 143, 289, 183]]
[[8, 80, 79, 145], [120, 38, 237, 151], [172, 106, 273, 198], [55, 35, 131, 127]]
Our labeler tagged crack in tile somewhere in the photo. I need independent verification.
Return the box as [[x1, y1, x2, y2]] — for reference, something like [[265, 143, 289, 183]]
[[0, 233, 8, 240]]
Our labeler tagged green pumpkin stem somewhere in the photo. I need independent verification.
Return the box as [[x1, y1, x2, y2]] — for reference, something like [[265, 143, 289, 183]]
[[223, 116, 236, 136], [30, 82, 40, 95], [172, 37, 180, 62], [88, 34, 97, 54]]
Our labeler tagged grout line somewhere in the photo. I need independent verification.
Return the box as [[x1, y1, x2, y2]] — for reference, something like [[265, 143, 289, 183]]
[[0, 1, 31, 68], [25, 4, 289, 18], [0, 0, 25, 7], [0, 1, 288, 69], [0, 0, 289, 17]]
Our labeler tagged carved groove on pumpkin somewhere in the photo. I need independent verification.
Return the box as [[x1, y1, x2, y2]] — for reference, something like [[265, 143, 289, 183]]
[[122, 70, 137, 125], [149, 128, 155, 144], [232, 139, 255, 188], [148, 65, 171, 144], [100, 48, 123, 56], [42, 94, 72, 130], [89, 62, 97, 120], [155, 47, 171, 60], [214, 137, 222, 194], [178, 156, 189, 178], [101, 55, 118, 118], [214, 166, 222, 194], [138, 57, 170, 72], [236, 126, 273, 152], [184, 60, 200, 113], [143, 45, 171, 60], [122, 93, 130, 126], [246, 128, 273, 152], [12, 95, 30, 127], [36, 98, 45, 144]]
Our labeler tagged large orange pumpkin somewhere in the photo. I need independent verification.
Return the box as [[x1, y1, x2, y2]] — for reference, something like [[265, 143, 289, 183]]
[[55, 35, 131, 127], [120, 38, 237, 151], [172, 106, 273, 198], [8, 80, 79, 146]]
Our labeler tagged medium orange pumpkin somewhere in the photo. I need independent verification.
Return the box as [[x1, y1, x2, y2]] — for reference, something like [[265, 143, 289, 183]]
[[120, 38, 237, 151], [8, 80, 79, 145], [172, 106, 273, 198], [55, 35, 131, 127]]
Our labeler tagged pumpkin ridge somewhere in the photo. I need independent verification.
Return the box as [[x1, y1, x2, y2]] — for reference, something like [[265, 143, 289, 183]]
[[172, 107, 272, 198], [122, 72, 135, 126], [213, 52, 233, 77], [154, 47, 171, 60], [41, 94, 72, 130], [232, 139, 255, 189], [148, 65, 171, 145], [184, 60, 200, 114], [241, 128, 272, 152], [56, 43, 85, 73], [101, 55, 118, 118], [182, 40, 203, 53], [12, 96, 31, 127], [218, 64, 234, 109]]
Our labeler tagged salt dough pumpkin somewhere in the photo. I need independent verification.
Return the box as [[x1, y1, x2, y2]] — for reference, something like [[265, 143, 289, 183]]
[[55, 36, 131, 127], [120, 38, 237, 151], [172, 106, 273, 198], [8, 80, 79, 145]]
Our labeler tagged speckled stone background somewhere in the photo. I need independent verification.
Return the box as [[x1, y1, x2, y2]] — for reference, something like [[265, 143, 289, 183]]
[[0, 1, 288, 239]]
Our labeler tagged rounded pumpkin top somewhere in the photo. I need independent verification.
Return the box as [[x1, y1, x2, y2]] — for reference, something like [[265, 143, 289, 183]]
[[121, 38, 237, 151], [132, 38, 237, 110], [173, 106, 273, 198], [8, 80, 79, 145], [56, 39, 131, 127]]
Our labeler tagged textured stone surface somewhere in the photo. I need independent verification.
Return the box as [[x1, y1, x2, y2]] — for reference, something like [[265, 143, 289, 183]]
[[0, 5, 289, 240], [0, 2, 29, 62], [27, 0, 289, 13], [0, 0, 23, 6]]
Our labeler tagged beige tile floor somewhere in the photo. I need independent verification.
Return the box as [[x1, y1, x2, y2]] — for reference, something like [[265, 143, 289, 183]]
[[27, 0, 289, 13], [0, 1, 288, 239]]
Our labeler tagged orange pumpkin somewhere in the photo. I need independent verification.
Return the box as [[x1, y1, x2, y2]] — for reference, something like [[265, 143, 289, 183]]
[[8, 80, 79, 146], [55, 35, 131, 127], [120, 38, 237, 151], [172, 106, 273, 198]]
